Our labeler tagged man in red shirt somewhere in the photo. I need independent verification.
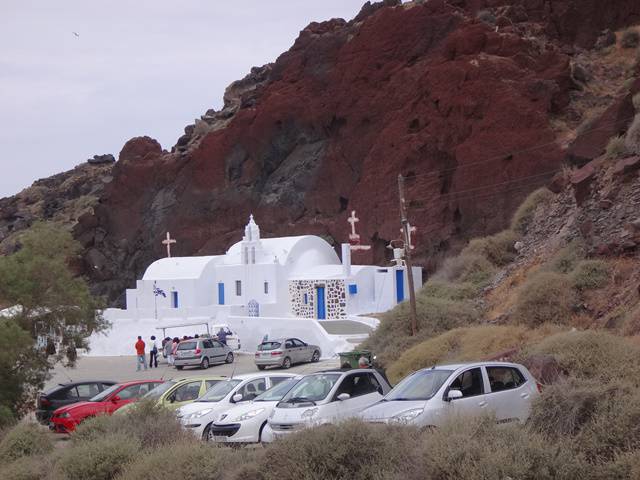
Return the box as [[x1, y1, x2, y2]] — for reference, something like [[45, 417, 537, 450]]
[[135, 336, 147, 371]]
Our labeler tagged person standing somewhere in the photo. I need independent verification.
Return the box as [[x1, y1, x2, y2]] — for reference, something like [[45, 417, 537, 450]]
[[164, 337, 173, 364], [217, 327, 227, 346], [135, 336, 147, 371], [170, 337, 180, 366], [149, 335, 158, 368]]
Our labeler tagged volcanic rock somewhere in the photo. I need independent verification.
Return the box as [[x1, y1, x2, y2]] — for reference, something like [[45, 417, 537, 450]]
[[87, 154, 115, 165]]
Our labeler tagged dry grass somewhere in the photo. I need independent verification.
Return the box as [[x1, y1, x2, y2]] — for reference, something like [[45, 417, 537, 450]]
[[55, 434, 137, 480], [461, 229, 520, 266], [510, 188, 553, 233], [625, 114, 640, 155], [386, 324, 560, 384], [514, 272, 576, 327], [0, 423, 53, 462], [435, 253, 496, 286], [570, 259, 610, 291], [605, 134, 628, 158]]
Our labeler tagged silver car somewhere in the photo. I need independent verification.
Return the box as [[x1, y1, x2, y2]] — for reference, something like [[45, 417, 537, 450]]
[[254, 338, 320, 370], [174, 338, 234, 370]]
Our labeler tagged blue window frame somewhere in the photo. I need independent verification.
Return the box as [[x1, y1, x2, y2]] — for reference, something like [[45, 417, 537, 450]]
[[303, 293, 308, 304], [218, 283, 225, 305], [171, 291, 179, 308], [348, 284, 358, 294]]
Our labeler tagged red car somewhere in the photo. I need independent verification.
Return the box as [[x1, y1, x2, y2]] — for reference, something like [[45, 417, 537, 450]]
[[50, 379, 163, 433]]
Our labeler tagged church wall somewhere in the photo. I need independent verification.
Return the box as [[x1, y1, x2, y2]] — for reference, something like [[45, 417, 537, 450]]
[[289, 279, 347, 319]]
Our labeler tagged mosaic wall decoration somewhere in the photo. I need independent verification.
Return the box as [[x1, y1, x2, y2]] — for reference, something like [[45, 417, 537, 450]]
[[247, 299, 260, 317], [289, 280, 347, 319]]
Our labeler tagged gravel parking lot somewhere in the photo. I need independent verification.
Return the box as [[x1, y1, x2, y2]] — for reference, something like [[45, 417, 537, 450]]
[[45, 352, 340, 390]]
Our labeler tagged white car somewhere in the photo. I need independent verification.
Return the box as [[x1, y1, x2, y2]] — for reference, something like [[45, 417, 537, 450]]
[[177, 372, 296, 440], [266, 369, 391, 441], [208, 376, 302, 443], [360, 362, 540, 427]]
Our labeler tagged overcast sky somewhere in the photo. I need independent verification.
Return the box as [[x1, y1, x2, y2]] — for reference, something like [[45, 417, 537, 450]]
[[0, 0, 366, 198]]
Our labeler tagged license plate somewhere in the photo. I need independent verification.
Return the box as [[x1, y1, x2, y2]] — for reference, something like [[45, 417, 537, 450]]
[[261, 352, 270, 357]]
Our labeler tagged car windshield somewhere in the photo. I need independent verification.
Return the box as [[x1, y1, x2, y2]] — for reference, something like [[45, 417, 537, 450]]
[[279, 374, 340, 406], [197, 379, 242, 402], [257, 342, 281, 351], [89, 384, 120, 402], [254, 378, 299, 402], [142, 380, 176, 400], [385, 369, 453, 401], [178, 342, 197, 350]]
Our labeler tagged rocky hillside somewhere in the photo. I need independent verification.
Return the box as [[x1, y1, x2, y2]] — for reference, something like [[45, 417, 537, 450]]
[[1, 0, 639, 305]]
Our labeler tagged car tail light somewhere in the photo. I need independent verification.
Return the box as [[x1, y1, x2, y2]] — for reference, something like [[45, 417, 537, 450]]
[[255, 353, 260, 357], [195, 348, 201, 354], [40, 397, 51, 407], [271, 351, 283, 356]]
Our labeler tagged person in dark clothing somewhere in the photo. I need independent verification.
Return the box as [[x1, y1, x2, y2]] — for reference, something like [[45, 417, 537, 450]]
[[217, 327, 227, 346], [149, 335, 158, 368]]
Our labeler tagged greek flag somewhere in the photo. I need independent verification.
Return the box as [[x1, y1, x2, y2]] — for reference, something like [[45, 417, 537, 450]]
[[153, 283, 166, 297]]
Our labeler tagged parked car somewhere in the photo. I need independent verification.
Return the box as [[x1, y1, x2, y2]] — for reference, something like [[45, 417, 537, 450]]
[[209, 376, 303, 443], [360, 362, 540, 427], [174, 338, 234, 370], [36, 380, 116, 424], [266, 368, 391, 441], [49, 380, 163, 433], [177, 373, 296, 441], [116, 375, 228, 414], [254, 338, 321, 370]]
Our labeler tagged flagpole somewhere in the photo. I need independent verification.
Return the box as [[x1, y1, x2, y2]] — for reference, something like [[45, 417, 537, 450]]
[[154, 281, 158, 322]]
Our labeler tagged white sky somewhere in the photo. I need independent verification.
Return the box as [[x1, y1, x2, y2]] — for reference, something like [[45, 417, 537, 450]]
[[0, 0, 365, 198]]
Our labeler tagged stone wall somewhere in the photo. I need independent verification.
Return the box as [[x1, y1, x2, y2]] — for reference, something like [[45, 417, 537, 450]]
[[289, 279, 346, 319]]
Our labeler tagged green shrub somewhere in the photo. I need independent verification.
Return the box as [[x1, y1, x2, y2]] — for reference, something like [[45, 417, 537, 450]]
[[71, 400, 192, 449], [510, 188, 553, 233], [605, 134, 627, 158], [0, 423, 53, 462], [4, 456, 49, 480], [436, 253, 496, 286], [387, 325, 554, 384], [119, 442, 234, 480], [461, 229, 520, 266], [620, 28, 640, 48], [514, 272, 575, 327], [520, 330, 640, 383], [570, 260, 610, 290], [56, 434, 137, 480], [624, 114, 640, 155], [546, 240, 585, 274], [421, 280, 479, 301], [260, 420, 423, 480]]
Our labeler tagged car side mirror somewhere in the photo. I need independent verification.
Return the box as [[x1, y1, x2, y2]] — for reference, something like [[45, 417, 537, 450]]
[[337, 393, 351, 401], [168, 394, 176, 404], [111, 395, 121, 402], [232, 393, 243, 403], [446, 389, 463, 401]]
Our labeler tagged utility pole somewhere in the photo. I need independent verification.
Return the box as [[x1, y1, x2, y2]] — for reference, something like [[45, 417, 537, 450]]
[[398, 174, 418, 336]]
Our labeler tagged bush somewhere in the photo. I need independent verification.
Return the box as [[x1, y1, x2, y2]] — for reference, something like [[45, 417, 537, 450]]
[[605, 134, 627, 158], [420, 280, 479, 301], [386, 325, 555, 384], [4, 456, 49, 480], [624, 114, 640, 155], [71, 400, 192, 449], [620, 28, 640, 48], [510, 188, 553, 233], [260, 420, 423, 480], [520, 330, 640, 383], [56, 434, 137, 480], [0, 405, 16, 429], [119, 442, 234, 480], [570, 260, 610, 291], [461, 229, 520, 266], [546, 240, 585, 274], [436, 253, 496, 286], [514, 272, 575, 327], [0, 423, 53, 462]]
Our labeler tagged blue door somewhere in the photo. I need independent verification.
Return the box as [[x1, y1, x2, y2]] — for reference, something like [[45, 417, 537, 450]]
[[396, 269, 404, 303], [218, 283, 225, 305], [172, 291, 179, 308], [316, 286, 326, 320]]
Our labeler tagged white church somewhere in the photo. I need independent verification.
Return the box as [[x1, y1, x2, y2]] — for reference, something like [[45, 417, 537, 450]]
[[88, 215, 422, 358]]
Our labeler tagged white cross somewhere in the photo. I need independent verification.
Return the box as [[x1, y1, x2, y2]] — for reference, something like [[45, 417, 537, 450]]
[[162, 232, 176, 258], [400, 224, 417, 250], [347, 210, 371, 251]]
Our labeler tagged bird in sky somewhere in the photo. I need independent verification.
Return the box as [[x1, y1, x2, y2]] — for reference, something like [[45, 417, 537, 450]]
[[72, 32, 79, 38]]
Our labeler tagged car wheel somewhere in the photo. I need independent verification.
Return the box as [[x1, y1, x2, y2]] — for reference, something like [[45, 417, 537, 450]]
[[201, 357, 210, 369], [225, 352, 234, 364], [257, 365, 266, 371], [203, 423, 214, 442], [311, 350, 320, 362], [282, 357, 291, 369], [258, 421, 267, 443], [176, 366, 183, 370]]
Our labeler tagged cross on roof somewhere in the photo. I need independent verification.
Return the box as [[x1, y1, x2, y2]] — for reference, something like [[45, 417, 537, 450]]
[[347, 210, 371, 251], [162, 232, 176, 258], [400, 223, 417, 250]]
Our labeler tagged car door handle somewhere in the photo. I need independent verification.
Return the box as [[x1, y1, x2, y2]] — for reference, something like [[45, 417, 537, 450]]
[[520, 393, 530, 399], [478, 400, 487, 407]]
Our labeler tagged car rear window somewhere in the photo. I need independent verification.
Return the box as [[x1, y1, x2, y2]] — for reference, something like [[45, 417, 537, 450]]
[[178, 341, 197, 350], [258, 342, 281, 351]]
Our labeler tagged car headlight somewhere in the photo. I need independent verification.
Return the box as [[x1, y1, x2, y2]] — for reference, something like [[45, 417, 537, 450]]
[[391, 408, 424, 424], [182, 408, 214, 420], [301, 407, 318, 419], [233, 408, 265, 422]]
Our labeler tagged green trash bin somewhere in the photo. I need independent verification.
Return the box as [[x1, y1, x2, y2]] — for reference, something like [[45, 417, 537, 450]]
[[338, 350, 373, 368]]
